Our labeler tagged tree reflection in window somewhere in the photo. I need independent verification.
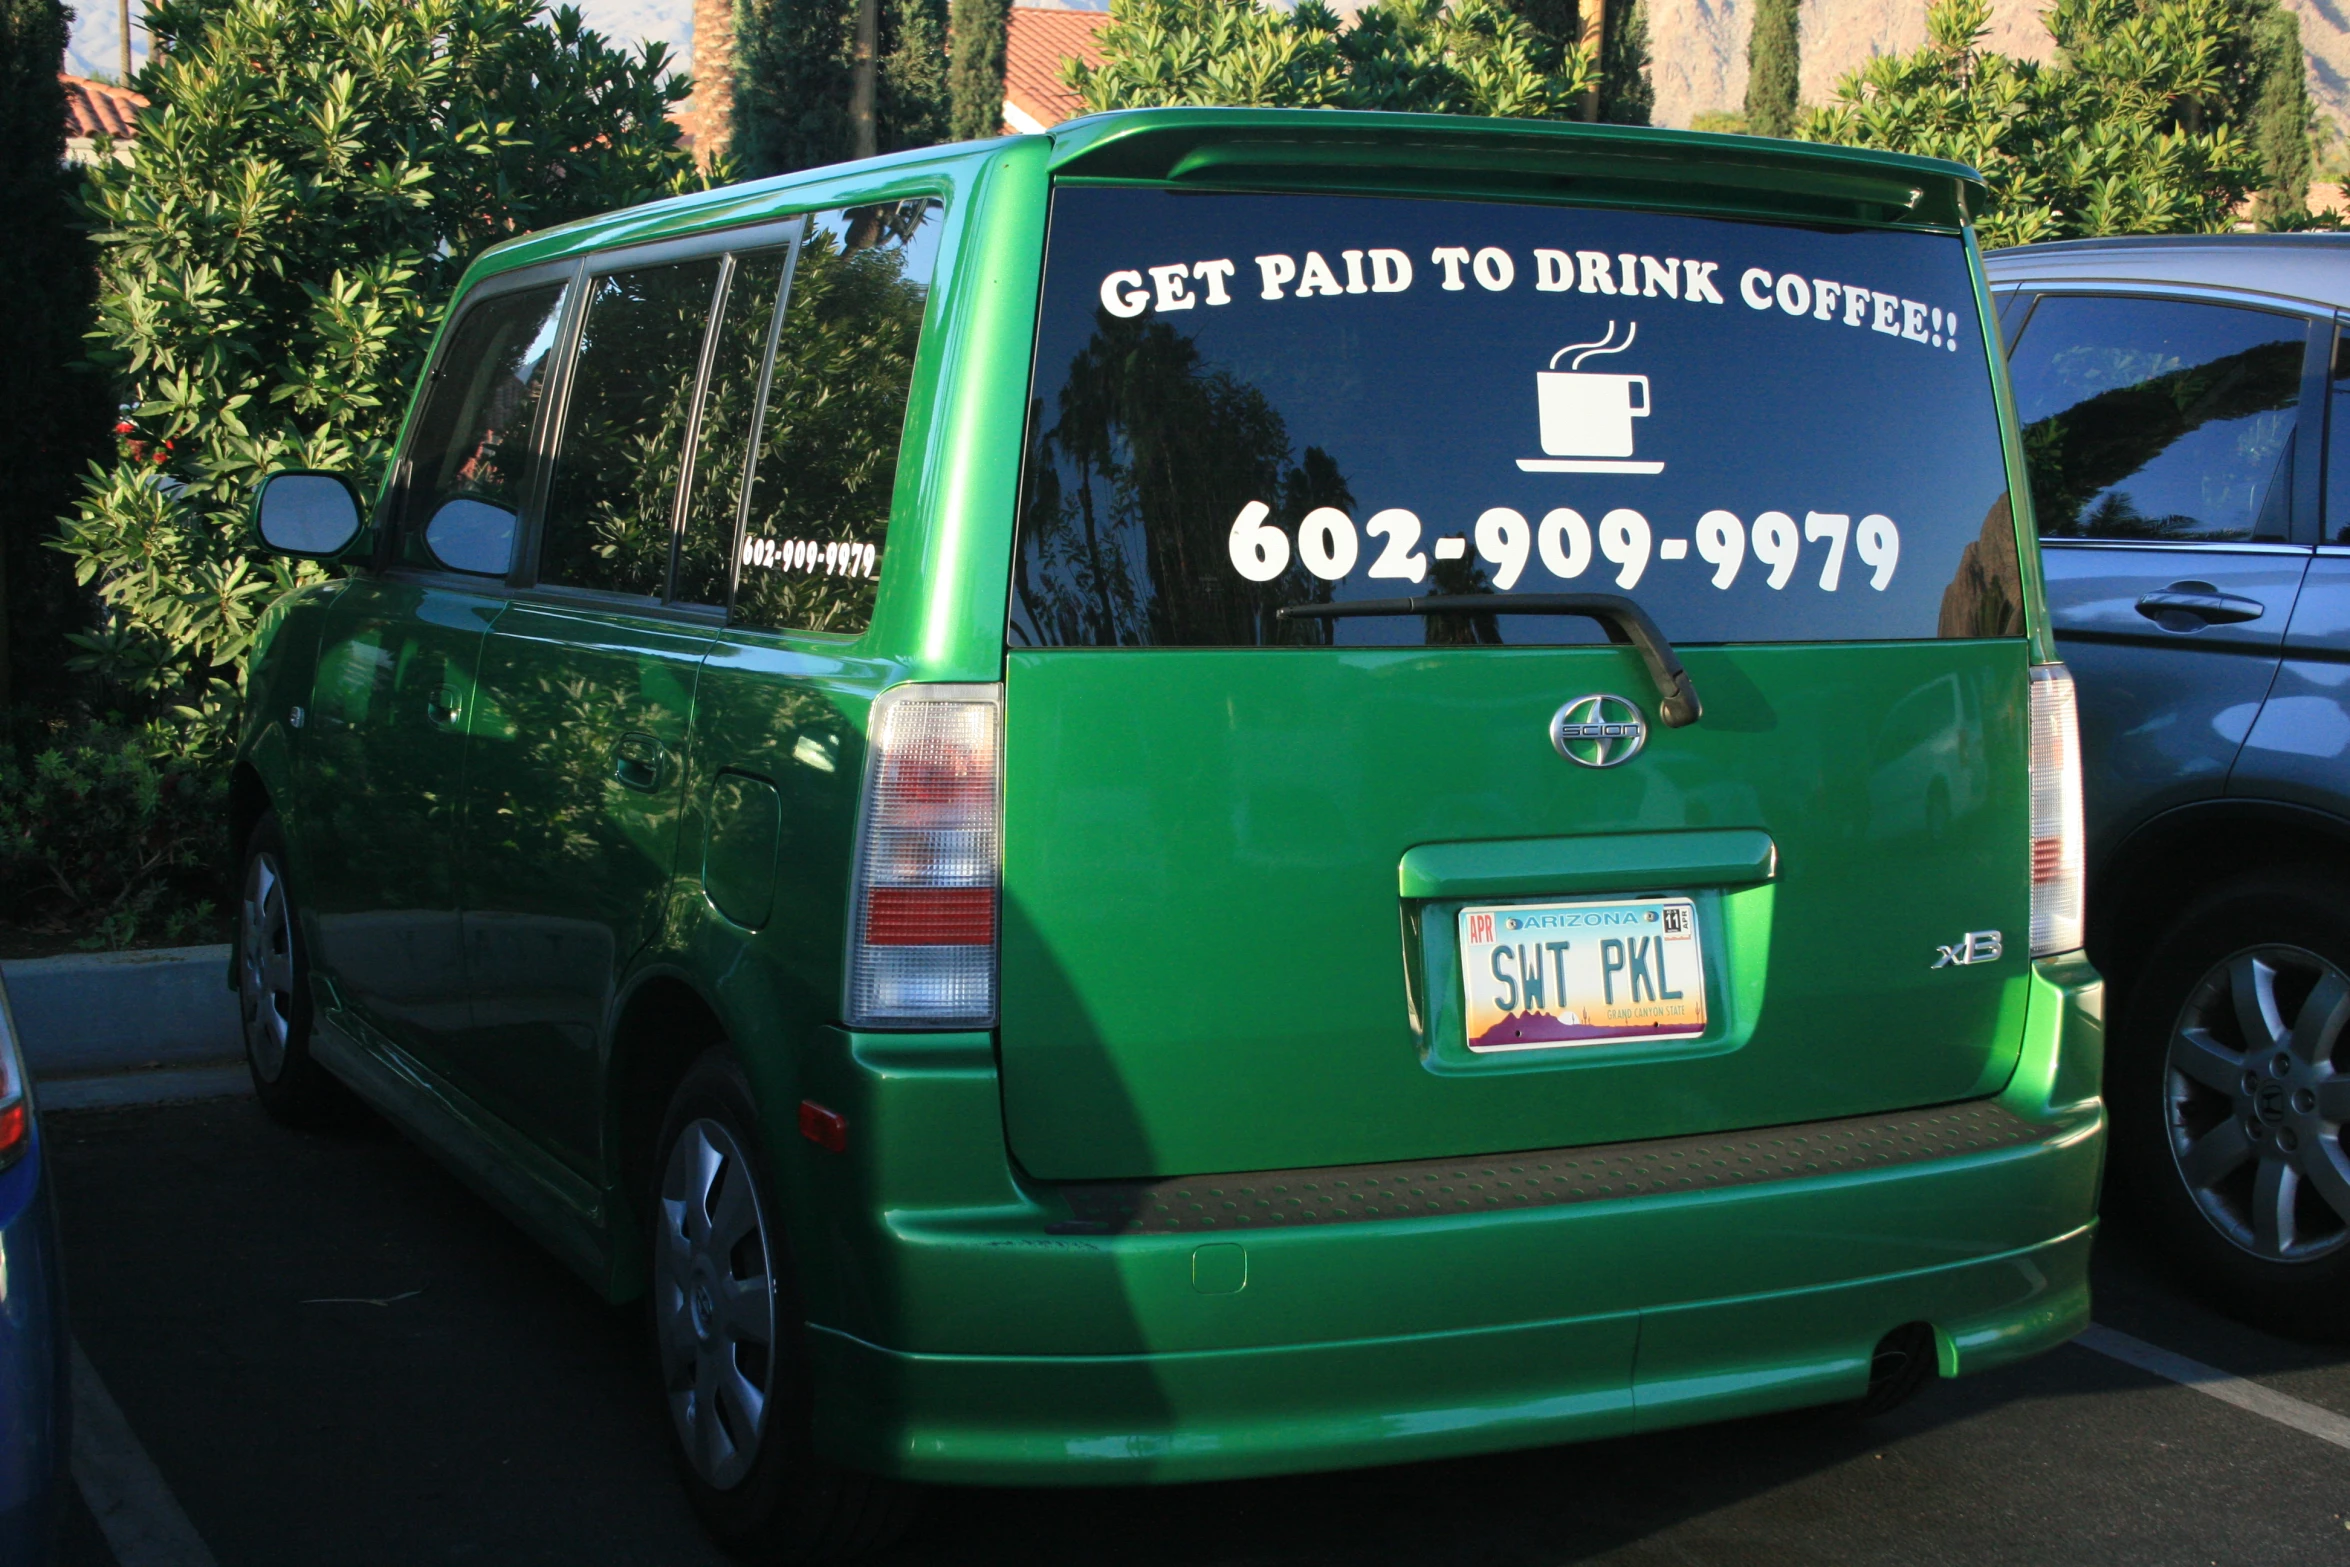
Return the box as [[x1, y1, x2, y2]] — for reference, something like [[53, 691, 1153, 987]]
[[1011, 311, 1355, 648], [541, 260, 724, 596], [732, 200, 940, 637], [395, 283, 567, 576], [675, 248, 791, 606], [2010, 296, 2302, 543]]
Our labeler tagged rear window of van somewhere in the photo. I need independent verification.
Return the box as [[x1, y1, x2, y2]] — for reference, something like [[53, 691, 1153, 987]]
[[1009, 186, 2021, 649]]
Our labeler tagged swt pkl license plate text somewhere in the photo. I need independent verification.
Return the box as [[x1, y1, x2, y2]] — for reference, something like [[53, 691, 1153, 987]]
[[1458, 897, 1705, 1051]]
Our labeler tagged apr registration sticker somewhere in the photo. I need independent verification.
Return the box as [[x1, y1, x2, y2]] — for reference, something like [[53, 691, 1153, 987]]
[[1458, 897, 1705, 1051]]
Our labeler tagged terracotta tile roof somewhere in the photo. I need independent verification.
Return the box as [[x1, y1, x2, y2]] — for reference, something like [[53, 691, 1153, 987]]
[[60, 74, 146, 142], [1003, 7, 1109, 134]]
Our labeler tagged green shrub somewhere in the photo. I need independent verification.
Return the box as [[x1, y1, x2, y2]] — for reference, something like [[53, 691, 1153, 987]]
[[1065, 0, 1595, 118], [61, 0, 702, 747], [1801, 0, 2262, 248], [0, 717, 228, 949]]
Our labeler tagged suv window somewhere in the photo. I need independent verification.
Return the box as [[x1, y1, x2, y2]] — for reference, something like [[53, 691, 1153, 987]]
[[1009, 186, 2015, 649], [731, 200, 941, 637], [673, 247, 793, 606], [2008, 293, 2303, 543], [2327, 328, 2350, 543], [540, 260, 726, 597], [394, 282, 568, 576]]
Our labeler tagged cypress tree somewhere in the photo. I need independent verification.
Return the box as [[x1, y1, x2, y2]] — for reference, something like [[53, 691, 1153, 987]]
[[734, 0, 948, 175], [1600, 0, 1652, 125], [2247, 2, 2312, 225], [0, 0, 108, 711], [1745, 0, 1800, 138], [947, 0, 1010, 142]]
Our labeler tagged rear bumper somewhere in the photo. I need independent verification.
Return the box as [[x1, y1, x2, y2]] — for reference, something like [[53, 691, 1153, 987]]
[[811, 1224, 2091, 1485], [784, 955, 2105, 1485]]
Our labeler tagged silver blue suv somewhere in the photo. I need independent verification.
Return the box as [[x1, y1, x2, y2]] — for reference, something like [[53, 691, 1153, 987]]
[[1988, 235, 2350, 1337]]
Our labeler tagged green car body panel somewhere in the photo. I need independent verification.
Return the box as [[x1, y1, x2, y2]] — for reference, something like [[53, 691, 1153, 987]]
[[232, 109, 2105, 1486]]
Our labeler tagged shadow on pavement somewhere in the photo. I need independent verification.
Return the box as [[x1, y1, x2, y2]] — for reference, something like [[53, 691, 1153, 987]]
[[44, 1096, 2350, 1567]]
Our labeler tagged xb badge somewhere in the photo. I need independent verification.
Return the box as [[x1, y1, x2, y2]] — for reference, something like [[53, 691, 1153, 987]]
[[1551, 694, 1648, 768]]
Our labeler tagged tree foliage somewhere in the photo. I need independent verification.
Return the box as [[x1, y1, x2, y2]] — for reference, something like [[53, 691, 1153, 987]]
[[61, 0, 698, 736], [1800, 0, 2263, 248], [2246, 2, 2313, 225], [1745, 0, 1800, 137], [1066, 0, 1597, 119], [947, 0, 1012, 142], [0, 716, 227, 949], [732, 0, 948, 174], [1599, 0, 1653, 125], [0, 0, 110, 710]]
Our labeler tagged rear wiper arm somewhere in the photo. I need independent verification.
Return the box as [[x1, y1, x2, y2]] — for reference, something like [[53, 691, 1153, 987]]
[[1276, 592, 1702, 728]]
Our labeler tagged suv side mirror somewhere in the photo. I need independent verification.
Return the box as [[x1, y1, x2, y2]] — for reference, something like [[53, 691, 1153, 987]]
[[252, 471, 365, 559]]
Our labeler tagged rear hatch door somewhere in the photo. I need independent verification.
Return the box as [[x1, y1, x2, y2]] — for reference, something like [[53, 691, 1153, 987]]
[[1001, 185, 2032, 1180]]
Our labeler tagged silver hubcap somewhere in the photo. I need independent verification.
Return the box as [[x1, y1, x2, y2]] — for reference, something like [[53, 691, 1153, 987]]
[[656, 1118, 777, 1490], [238, 852, 296, 1081], [2166, 944, 2350, 1261]]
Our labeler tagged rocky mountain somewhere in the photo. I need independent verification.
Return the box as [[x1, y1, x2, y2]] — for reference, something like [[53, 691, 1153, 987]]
[[1648, 0, 2349, 140]]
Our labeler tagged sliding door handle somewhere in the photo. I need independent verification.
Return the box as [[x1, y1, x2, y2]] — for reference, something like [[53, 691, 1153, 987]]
[[613, 731, 668, 792]]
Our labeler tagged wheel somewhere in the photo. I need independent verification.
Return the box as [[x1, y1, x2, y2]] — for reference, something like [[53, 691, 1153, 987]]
[[2110, 871, 2350, 1339], [648, 1052, 915, 1562], [237, 813, 344, 1125]]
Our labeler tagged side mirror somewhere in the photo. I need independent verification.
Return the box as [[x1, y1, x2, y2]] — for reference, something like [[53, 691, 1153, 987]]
[[252, 471, 365, 559]]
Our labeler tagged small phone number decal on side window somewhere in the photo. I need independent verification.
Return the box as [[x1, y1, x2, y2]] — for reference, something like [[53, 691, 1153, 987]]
[[743, 535, 879, 579], [1227, 503, 1899, 594]]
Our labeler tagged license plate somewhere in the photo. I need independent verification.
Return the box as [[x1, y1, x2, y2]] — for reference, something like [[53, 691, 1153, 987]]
[[1458, 897, 1706, 1051]]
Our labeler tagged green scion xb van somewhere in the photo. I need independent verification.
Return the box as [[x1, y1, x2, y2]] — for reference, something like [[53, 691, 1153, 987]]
[[236, 110, 2105, 1557]]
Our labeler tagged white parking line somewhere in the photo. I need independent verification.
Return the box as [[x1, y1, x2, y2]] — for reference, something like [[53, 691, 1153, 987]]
[[2078, 1324, 2350, 1453], [69, 1339, 219, 1567]]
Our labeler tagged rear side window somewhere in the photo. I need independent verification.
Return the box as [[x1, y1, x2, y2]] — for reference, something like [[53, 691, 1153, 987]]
[[2009, 294, 2304, 543], [674, 247, 793, 605], [2324, 327, 2350, 544], [540, 259, 727, 597], [395, 283, 567, 577], [1010, 186, 2016, 648], [731, 200, 941, 637]]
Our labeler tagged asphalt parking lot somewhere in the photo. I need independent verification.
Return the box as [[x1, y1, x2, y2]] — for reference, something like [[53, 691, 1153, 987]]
[[39, 1092, 2350, 1567]]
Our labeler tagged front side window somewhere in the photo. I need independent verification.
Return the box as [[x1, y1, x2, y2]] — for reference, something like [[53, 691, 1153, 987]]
[[2009, 294, 2305, 543], [395, 283, 568, 577], [1010, 186, 2016, 649], [540, 260, 725, 597], [732, 199, 941, 637]]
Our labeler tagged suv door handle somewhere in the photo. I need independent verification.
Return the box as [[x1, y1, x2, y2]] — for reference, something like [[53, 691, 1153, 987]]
[[613, 731, 667, 792], [425, 685, 463, 726], [2135, 582, 2266, 629]]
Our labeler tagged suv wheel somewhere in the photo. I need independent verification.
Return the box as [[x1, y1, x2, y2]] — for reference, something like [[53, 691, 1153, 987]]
[[2113, 872, 2350, 1338], [649, 1053, 914, 1561], [237, 813, 343, 1125]]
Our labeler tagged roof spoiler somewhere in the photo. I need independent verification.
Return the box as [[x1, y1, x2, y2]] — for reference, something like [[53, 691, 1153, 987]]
[[1048, 109, 1984, 233]]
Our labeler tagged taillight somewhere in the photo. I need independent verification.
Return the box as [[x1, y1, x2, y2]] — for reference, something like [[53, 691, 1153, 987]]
[[0, 981, 28, 1171], [2029, 664, 2085, 957], [846, 683, 1002, 1027]]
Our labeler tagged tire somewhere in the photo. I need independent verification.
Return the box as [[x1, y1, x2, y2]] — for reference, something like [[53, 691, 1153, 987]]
[[648, 1052, 915, 1562], [236, 812, 345, 1126], [2109, 870, 2350, 1340]]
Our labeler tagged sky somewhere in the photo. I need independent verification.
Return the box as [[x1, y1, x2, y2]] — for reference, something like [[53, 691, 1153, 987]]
[[65, 0, 698, 81]]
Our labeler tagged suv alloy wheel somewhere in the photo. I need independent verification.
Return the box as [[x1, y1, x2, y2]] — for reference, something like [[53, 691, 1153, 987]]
[[236, 811, 341, 1124], [647, 1053, 913, 1561], [2116, 873, 2350, 1337]]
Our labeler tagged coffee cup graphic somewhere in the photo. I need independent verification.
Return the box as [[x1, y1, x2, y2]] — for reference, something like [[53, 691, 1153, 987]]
[[1519, 322, 1665, 475]]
